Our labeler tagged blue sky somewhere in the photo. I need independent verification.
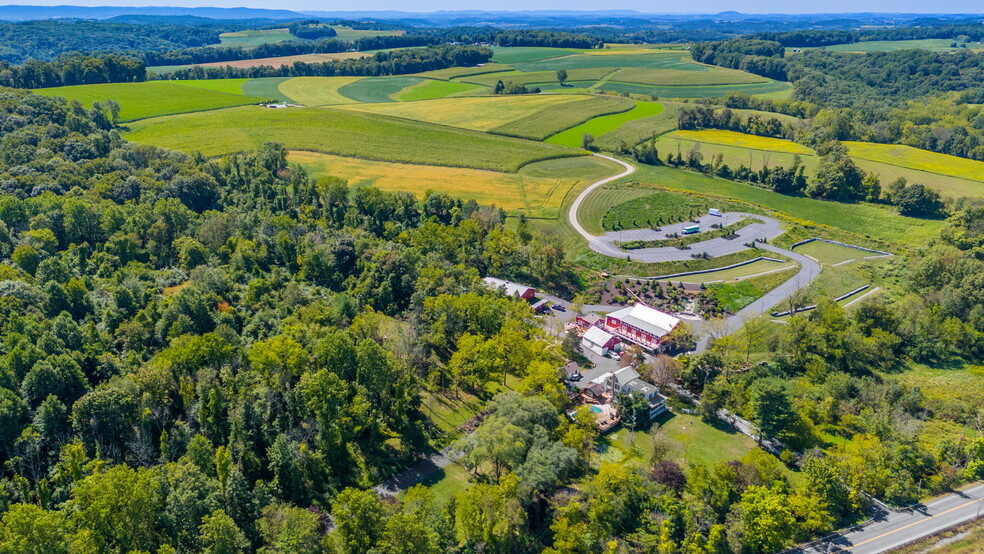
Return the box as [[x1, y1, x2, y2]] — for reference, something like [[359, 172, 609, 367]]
[[8, 0, 984, 13]]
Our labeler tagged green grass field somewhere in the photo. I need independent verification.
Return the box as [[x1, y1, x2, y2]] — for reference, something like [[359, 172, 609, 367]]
[[825, 39, 981, 53], [413, 64, 513, 81], [291, 151, 616, 218], [33, 81, 264, 122], [166, 79, 250, 95], [845, 141, 984, 183], [461, 68, 614, 87], [619, 165, 943, 245], [277, 76, 365, 105], [216, 28, 294, 48], [240, 77, 293, 103], [394, 79, 484, 101], [793, 240, 870, 265], [679, 259, 797, 284], [594, 102, 683, 150], [331, 26, 404, 41], [123, 105, 581, 172], [547, 100, 665, 147], [336, 76, 423, 103], [513, 52, 704, 72]]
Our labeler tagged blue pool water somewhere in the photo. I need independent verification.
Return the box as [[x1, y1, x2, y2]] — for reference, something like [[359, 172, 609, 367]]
[[590, 406, 602, 414]]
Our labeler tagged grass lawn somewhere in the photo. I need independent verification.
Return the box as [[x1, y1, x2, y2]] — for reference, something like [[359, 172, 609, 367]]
[[799, 256, 890, 304], [124, 105, 581, 172], [492, 95, 635, 140], [394, 79, 484, 101], [400, 461, 473, 505], [291, 151, 609, 218], [825, 39, 979, 53], [335, 94, 587, 133], [606, 412, 764, 469], [547, 100, 664, 147], [707, 267, 800, 311], [331, 25, 404, 40], [216, 28, 293, 48], [674, 258, 798, 284], [793, 240, 871, 265], [277, 76, 365, 105], [336, 76, 423, 103], [621, 165, 943, 246], [33, 81, 264, 122]]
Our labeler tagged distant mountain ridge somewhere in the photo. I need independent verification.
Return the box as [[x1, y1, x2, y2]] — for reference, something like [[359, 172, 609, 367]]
[[0, 5, 308, 21]]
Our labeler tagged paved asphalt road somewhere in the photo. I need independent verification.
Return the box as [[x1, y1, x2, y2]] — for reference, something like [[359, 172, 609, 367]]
[[792, 482, 984, 554]]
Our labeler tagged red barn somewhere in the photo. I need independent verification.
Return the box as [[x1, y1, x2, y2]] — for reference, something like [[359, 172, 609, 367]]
[[605, 303, 680, 351]]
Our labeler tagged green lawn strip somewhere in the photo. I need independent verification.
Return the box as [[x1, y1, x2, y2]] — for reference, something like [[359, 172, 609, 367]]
[[169, 79, 251, 95], [490, 46, 581, 64], [123, 105, 582, 172], [337, 76, 423, 103], [394, 79, 484, 101], [707, 267, 801, 312], [799, 257, 891, 305], [492, 95, 635, 141], [617, 218, 760, 250], [792, 240, 870, 265], [576, 247, 766, 278], [546, 101, 665, 147], [619, 165, 942, 246], [33, 81, 264, 122], [671, 258, 797, 284], [241, 77, 293, 103]]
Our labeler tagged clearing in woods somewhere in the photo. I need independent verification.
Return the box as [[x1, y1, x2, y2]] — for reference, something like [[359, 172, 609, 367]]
[[290, 151, 618, 218], [122, 105, 582, 172], [32, 81, 263, 121], [216, 28, 294, 48]]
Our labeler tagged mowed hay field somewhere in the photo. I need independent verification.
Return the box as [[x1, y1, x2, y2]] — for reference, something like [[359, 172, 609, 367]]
[[123, 105, 582, 172], [278, 77, 366, 105], [611, 66, 767, 86], [394, 79, 485, 101], [200, 52, 369, 69], [33, 81, 264, 121], [291, 151, 617, 218], [336, 76, 423, 103], [824, 39, 979, 53], [216, 28, 294, 48], [547, 101, 665, 147], [659, 130, 984, 199], [335, 94, 633, 140]]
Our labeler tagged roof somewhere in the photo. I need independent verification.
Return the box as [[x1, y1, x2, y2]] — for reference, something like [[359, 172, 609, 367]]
[[624, 378, 664, 400], [530, 298, 549, 310], [483, 277, 534, 298], [579, 313, 602, 325], [582, 326, 615, 346], [562, 362, 580, 375], [613, 366, 640, 385], [585, 382, 605, 395], [608, 304, 680, 338]]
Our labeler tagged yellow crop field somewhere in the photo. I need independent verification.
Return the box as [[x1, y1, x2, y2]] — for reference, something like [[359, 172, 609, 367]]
[[290, 151, 580, 217], [845, 142, 984, 183], [670, 129, 812, 154], [334, 95, 584, 131], [278, 77, 365, 106]]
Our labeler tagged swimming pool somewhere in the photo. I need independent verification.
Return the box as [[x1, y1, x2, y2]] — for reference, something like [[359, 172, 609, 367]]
[[589, 406, 602, 414]]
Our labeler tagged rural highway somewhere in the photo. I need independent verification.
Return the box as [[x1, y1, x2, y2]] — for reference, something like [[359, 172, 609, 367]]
[[790, 482, 984, 554]]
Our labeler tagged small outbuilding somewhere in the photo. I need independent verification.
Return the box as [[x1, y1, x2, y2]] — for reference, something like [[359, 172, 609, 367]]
[[582, 326, 618, 356]]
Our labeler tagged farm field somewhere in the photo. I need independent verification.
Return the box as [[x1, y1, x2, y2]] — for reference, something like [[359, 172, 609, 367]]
[[593, 102, 684, 150], [547, 101, 664, 147], [611, 66, 768, 86], [32, 81, 264, 121], [162, 78, 251, 95], [336, 76, 423, 103], [199, 52, 369, 69], [123, 105, 581, 172], [331, 26, 405, 40], [412, 63, 513, 80], [512, 51, 705, 72], [291, 151, 615, 218], [335, 94, 631, 140], [824, 39, 981, 52], [658, 130, 984, 199], [461, 68, 614, 87], [617, 165, 944, 245], [538, 79, 792, 98], [393, 79, 484, 101], [240, 77, 293, 103], [277, 76, 365, 105], [490, 47, 578, 64], [216, 28, 294, 48]]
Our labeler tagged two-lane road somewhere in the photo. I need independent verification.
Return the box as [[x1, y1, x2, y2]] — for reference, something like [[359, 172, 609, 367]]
[[792, 482, 984, 554]]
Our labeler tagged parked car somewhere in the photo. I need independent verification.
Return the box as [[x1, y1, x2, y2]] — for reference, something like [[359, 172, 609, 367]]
[[552, 304, 566, 312], [609, 352, 621, 361]]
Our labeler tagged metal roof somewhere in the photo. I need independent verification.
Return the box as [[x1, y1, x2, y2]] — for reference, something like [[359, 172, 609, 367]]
[[483, 277, 534, 298], [583, 326, 615, 346], [607, 304, 680, 338]]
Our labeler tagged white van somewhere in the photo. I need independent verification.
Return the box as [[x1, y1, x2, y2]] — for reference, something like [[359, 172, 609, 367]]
[[708, 208, 722, 216]]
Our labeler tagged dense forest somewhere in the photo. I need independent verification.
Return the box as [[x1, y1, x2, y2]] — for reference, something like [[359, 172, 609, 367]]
[[0, 87, 980, 552]]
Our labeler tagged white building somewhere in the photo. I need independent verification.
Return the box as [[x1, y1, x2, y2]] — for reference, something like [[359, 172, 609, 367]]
[[582, 326, 618, 356]]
